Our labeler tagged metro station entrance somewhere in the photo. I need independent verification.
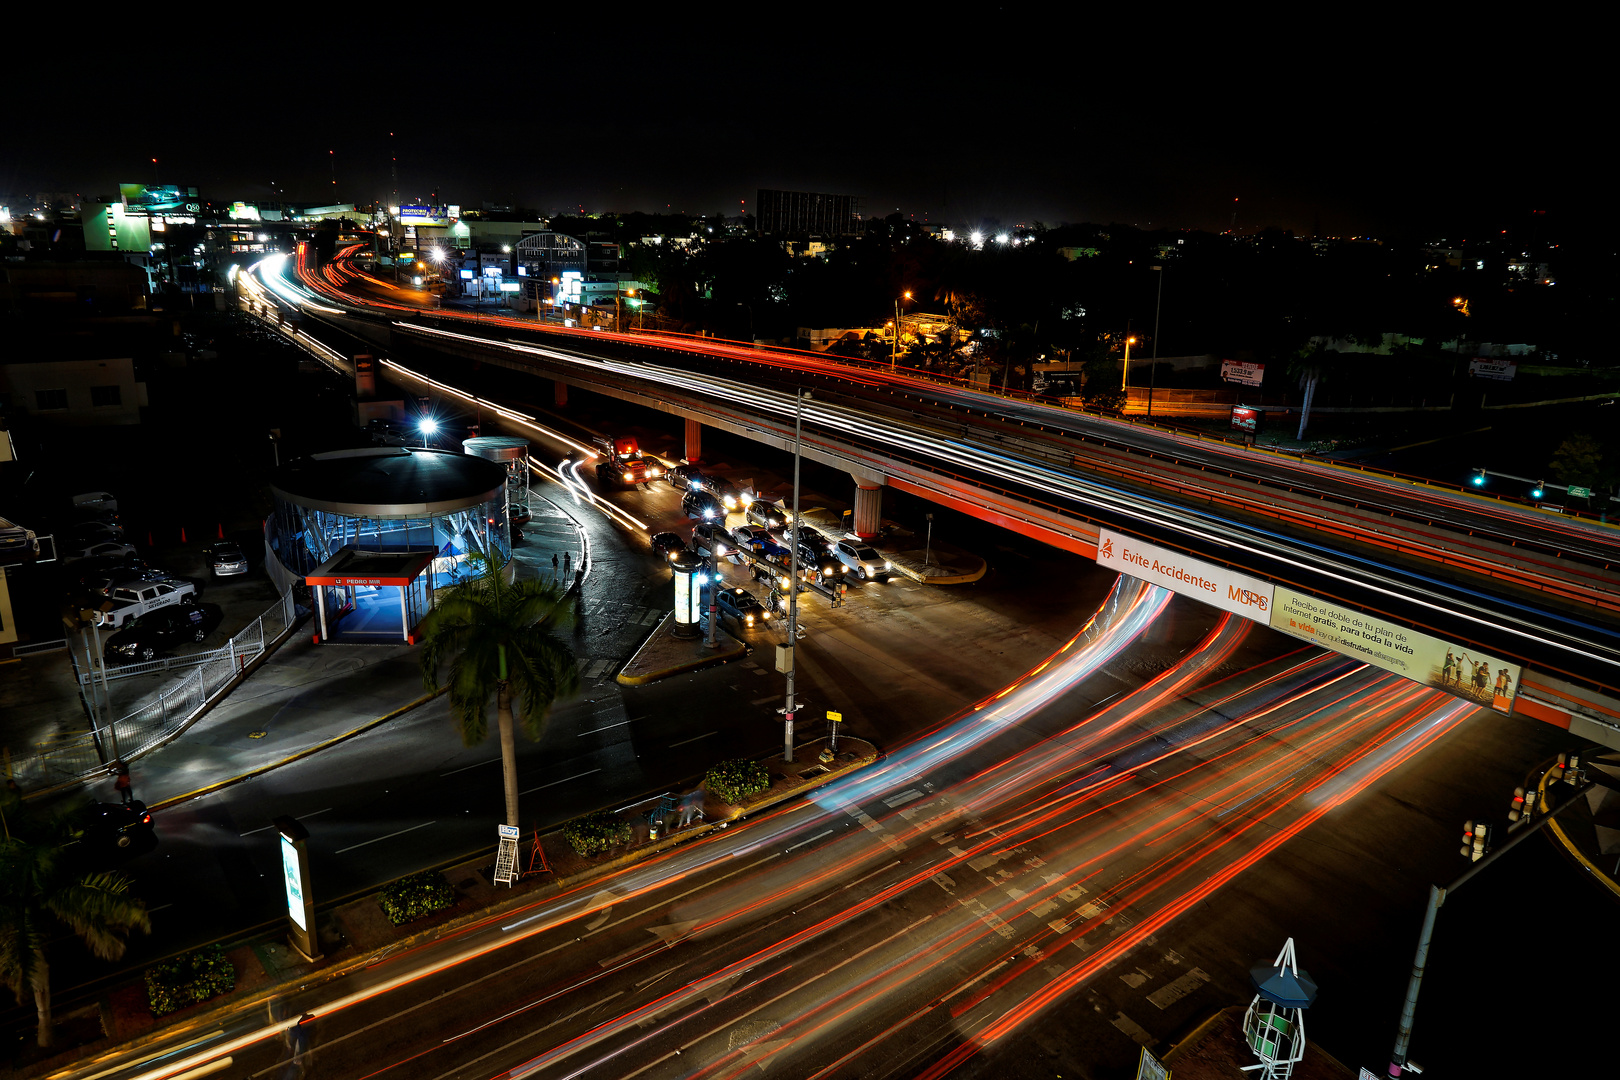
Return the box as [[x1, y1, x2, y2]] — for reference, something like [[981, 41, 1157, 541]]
[[306, 547, 436, 644]]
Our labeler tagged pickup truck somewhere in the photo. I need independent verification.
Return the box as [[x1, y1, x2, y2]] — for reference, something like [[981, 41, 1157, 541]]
[[94, 580, 199, 628]]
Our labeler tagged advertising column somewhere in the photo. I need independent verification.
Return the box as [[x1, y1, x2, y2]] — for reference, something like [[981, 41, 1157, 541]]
[[275, 816, 321, 961]]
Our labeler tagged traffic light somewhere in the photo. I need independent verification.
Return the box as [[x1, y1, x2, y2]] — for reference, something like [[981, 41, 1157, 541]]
[[1461, 819, 1491, 861], [1530, 481, 1545, 500], [1470, 468, 1487, 487], [1507, 786, 1529, 823], [1552, 751, 1581, 783]]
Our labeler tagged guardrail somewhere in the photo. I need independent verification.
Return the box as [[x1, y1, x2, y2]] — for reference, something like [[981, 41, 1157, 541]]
[[16, 589, 303, 791]]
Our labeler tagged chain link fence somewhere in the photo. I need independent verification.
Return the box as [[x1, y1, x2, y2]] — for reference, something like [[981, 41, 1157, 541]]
[[16, 589, 304, 791]]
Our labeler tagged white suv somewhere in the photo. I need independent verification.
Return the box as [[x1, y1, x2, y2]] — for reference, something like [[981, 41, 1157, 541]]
[[832, 540, 892, 581]]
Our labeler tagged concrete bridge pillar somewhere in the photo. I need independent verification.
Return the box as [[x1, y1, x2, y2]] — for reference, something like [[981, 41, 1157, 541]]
[[554, 379, 568, 408], [852, 478, 885, 538], [684, 417, 703, 463]]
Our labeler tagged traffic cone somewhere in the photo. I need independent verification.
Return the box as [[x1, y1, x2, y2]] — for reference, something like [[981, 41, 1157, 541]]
[[180, 527, 187, 544], [147, 532, 154, 547], [217, 523, 225, 540]]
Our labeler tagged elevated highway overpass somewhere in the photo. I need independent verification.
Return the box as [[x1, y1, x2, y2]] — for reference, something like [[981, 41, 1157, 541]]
[[244, 248, 1620, 747]]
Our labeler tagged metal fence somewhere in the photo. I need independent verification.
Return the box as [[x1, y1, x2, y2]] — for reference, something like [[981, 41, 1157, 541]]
[[15, 589, 304, 791]]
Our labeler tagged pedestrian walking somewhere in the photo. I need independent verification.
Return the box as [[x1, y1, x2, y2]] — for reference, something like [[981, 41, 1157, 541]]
[[112, 759, 132, 805], [563, 550, 572, 574]]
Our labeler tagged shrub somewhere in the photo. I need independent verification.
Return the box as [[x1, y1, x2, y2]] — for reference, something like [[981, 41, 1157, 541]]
[[145, 944, 236, 1017], [706, 758, 770, 805], [378, 870, 456, 925], [563, 810, 632, 856]]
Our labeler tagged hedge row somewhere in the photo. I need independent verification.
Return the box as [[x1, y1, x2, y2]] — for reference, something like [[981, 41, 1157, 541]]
[[705, 758, 769, 805], [563, 810, 633, 856], [379, 870, 456, 925], [145, 944, 236, 1017]]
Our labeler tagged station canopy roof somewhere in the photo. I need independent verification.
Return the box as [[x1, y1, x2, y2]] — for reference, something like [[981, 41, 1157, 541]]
[[271, 447, 506, 517]]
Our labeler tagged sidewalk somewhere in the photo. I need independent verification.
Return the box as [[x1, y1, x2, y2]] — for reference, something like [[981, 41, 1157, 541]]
[[1539, 749, 1620, 900]]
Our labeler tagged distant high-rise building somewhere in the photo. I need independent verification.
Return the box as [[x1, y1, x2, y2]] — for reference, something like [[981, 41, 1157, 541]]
[[755, 189, 861, 237]]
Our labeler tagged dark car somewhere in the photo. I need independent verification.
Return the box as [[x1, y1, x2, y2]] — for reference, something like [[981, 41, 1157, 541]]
[[104, 602, 224, 663], [713, 587, 770, 630], [745, 500, 788, 530], [695, 475, 745, 512], [691, 521, 732, 558], [70, 558, 168, 597], [785, 524, 830, 553], [682, 489, 726, 521], [732, 525, 789, 560], [667, 463, 706, 491], [82, 800, 156, 851], [205, 540, 249, 577], [649, 532, 686, 561], [798, 543, 844, 579]]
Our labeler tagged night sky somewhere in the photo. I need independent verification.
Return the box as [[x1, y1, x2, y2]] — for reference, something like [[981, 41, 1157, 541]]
[[6, 14, 1594, 237]]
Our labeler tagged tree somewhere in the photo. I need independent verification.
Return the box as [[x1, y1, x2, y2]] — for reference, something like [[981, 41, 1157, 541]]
[[1287, 344, 1351, 441], [418, 561, 580, 828], [1549, 432, 1606, 492], [0, 791, 151, 1047]]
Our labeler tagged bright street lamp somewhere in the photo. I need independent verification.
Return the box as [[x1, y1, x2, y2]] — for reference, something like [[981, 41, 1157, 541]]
[[783, 388, 812, 762], [1120, 335, 1138, 393], [418, 416, 438, 448], [891, 291, 912, 368]]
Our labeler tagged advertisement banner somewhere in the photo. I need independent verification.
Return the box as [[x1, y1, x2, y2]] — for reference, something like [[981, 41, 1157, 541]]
[[1269, 586, 1520, 713], [1221, 359, 1266, 387], [1097, 529, 1274, 622], [1468, 359, 1518, 381], [399, 205, 451, 227], [119, 183, 200, 214], [1230, 405, 1264, 435]]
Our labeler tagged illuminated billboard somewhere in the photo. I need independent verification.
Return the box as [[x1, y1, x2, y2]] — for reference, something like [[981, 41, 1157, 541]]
[[120, 184, 200, 214], [399, 205, 451, 227], [1230, 405, 1263, 435]]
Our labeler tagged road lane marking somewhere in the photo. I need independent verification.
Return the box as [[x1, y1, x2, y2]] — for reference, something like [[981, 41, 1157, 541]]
[[669, 731, 716, 748], [335, 820, 434, 854], [440, 757, 501, 777], [577, 718, 635, 736], [238, 807, 332, 836], [883, 788, 924, 808], [786, 829, 834, 852], [1147, 967, 1210, 1009], [749, 695, 778, 705], [520, 768, 602, 794]]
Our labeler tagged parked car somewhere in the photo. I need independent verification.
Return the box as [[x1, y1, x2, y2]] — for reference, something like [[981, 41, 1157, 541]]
[[691, 522, 732, 558], [732, 525, 789, 559], [71, 491, 119, 514], [65, 520, 125, 545], [61, 539, 138, 565], [649, 532, 686, 562], [80, 800, 155, 852], [0, 516, 40, 560], [667, 463, 706, 491], [103, 602, 224, 663], [745, 500, 788, 530], [205, 540, 249, 578], [681, 489, 726, 521], [70, 558, 169, 597], [713, 587, 770, 630], [833, 540, 893, 581], [368, 417, 415, 446], [95, 579, 199, 628]]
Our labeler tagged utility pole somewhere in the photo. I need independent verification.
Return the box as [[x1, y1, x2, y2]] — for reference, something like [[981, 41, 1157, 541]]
[[783, 389, 810, 761], [1149, 266, 1163, 417]]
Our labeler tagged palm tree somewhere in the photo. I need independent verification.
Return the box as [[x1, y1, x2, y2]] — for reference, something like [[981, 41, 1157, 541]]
[[418, 559, 580, 828], [0, 791, 151, 1048]]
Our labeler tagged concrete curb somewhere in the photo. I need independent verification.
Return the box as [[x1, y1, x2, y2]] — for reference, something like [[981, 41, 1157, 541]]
[[889, 560, 988, 586], [549, 738, 880, 889], [615, 613, 748, 685], [1161, 1004, 1244, 1065], [149, 687, 446, 812], [1537, 758, 1620, 901]]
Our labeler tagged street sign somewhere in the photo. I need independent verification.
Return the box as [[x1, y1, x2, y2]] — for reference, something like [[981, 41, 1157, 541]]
[[1568, 486, 1592, 498], [498, 824, 520, 840], [1136, 1046, 1171, 1080], [494, 825, 520, 886], [827, 710, 843, 723]]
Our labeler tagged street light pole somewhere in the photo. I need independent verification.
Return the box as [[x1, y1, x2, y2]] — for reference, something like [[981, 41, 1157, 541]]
[[891, 291, 911, 369], [784, 388, 810, 762]]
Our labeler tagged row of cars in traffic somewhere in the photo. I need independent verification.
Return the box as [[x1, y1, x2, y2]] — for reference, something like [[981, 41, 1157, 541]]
[[645, 462, 897, 633]]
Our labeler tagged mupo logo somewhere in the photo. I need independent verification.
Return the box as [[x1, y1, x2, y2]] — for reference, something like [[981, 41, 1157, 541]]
[[1228, 585, 1269, 611]]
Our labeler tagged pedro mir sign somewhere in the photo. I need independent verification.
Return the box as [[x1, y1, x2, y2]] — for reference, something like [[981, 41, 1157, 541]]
[[1096, 528, 1274, 622]]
